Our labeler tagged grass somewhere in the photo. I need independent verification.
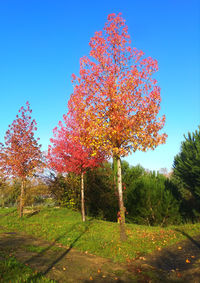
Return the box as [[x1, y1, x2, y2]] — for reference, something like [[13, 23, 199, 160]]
[[0, 250, 56, 283], [0, 206, 200, 263]]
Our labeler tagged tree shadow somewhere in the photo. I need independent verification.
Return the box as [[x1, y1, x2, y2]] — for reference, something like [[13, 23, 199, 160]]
[[143, 230, 200, 273], [175, 229, 200, 249], [25, 209, 41, 218], [24, 221, 92, 282]]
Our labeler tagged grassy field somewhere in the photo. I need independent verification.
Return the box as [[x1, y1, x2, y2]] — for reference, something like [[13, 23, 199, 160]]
[[0, 207, 200, 263]]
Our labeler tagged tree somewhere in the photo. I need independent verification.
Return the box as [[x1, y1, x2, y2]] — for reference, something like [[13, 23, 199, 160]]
[[48, 116, 105, 221], [173, 126, 200, 217], [0, 102, 43, 217], [68, 13, 167, 239], [125, 172, 181, 226]]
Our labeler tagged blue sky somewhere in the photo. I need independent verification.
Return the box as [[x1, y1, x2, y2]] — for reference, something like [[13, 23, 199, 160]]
[[0, 0, 199, 172]]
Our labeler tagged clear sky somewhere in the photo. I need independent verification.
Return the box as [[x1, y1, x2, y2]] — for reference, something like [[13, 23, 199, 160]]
[[0, 0, 199, 172]]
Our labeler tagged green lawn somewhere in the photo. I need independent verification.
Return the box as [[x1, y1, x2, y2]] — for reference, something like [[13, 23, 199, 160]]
[[0, 207, 200, 263], [0, 250, 56, 283]]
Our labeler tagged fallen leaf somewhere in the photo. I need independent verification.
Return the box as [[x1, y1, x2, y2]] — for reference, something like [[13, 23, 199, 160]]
[[186, 259, 190, 263], [63, 267, 66, 271], [191, 255, 195, 259], [139, 256, 146, 260], [89, 276, 93, 280], [97, 269, 101, 273], [178, 246, 182, 250]]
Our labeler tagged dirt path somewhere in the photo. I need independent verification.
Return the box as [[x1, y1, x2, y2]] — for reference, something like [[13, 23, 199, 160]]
[[0, 227, 200, 282]]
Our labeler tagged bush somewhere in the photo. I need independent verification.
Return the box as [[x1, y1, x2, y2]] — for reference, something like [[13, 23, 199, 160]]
[[47, 173, 80, 210]]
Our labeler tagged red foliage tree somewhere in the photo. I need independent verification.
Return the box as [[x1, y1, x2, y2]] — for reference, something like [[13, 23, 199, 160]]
[[0, 102, 43, 217], [48, 115, 105, 221], [68, 13, 167, 239]]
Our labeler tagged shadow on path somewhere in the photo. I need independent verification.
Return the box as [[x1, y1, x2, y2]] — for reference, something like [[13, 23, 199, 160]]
[[175, 229, 200, 249], [25, 222, 91, 282]]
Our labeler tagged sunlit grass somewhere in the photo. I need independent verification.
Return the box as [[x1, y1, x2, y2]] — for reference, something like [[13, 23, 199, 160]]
[[0, 250, 56, 283], [0, 207, 200, 262]]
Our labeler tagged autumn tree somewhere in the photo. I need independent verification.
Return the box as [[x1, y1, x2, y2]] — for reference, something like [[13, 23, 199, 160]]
[[0, 102, 43, 217], [68, 13, 167, 239], [48, 116, 105, 222]]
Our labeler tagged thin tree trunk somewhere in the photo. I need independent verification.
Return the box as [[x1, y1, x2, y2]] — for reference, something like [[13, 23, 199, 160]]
[[81, 172, 86, 222], [19, 179, 25, 218], [116, 156, 127, 241], [113, 155, 117, 192]]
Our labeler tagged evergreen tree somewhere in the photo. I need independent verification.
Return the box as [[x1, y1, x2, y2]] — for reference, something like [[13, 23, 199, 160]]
[[125, 172, 181, 226], [173, 126, 200, 204]]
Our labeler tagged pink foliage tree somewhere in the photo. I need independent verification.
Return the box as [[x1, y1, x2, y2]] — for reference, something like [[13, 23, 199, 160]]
[[48, 115, 105, 221], [68, 13, 167, 239]]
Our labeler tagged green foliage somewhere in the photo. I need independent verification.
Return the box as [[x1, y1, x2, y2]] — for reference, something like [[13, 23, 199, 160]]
[[85, 162, 118, 221], [173, 126, 200, 220], [0, 178, 21, 207], [123, 165, 181, 226], [122, 161, 146, 191], [48, 173, 80, 209], [24, 180, 50, 206], [0, 177, 51, 208]]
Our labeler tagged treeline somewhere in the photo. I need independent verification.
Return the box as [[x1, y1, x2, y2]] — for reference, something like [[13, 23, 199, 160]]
[[1, 125, 200, 226], [1, 158, 199, 227]]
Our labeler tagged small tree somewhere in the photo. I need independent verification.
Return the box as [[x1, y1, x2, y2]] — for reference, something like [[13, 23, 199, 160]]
[[0, 102, 43, 217], [48, 116, 105, 221], [68, 13, 167, 239]]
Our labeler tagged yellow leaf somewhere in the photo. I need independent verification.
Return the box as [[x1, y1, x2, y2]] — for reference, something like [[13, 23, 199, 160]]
[[178, 246, 182, 250]]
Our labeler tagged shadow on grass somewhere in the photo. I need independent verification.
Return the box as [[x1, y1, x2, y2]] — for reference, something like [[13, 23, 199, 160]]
[[24, 221, 92, 282], [175, 229, 200, 250], [25, 210, 41, 218]]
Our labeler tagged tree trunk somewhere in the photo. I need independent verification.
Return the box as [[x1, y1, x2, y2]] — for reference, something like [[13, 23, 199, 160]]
[[113, 156, 117, 192], [19, 179, 25, 218], [116, 156, 127, 241], [81, 172, 86, 222]]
